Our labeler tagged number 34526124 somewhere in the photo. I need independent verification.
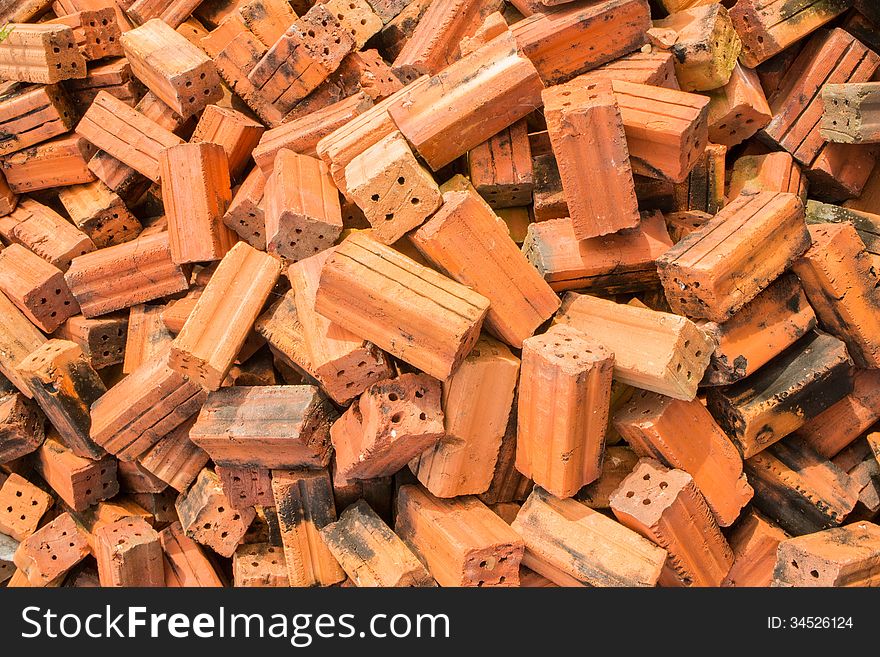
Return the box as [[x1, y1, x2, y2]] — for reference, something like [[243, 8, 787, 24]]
[[769, 617, 854, 629]]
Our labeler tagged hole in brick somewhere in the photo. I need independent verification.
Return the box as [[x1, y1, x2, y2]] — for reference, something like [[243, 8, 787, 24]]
[[15, 491, 21, 497], [252, 561, 259, 567], [676, 363, 682, 372], [391, 413, 402, 423], [419, 412, 426, 420], [86, 489, 91, 495], [659, 481, 668, 489], [415, 389, 424, 398], [477, 581, 485, 587], [69, 542, 74, 547], [385, 213, 394, 221], [625, 491, 634, 498], [221, 531, 228, 538], [52, 554, 58, 560], [233, 514, 240, 521], [642, 499, 651, 505], [810, 570, 819, 578], [19, 515, 25, 520], [203, 523, 212, 530], [411, 198, 419, 205], [31, 500, 36, 506], [643, 474, 650, 481], [308, 30, 316, 37]]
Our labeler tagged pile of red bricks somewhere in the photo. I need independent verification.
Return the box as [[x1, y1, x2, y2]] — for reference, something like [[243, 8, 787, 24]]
[[1, 0, 880, 588]]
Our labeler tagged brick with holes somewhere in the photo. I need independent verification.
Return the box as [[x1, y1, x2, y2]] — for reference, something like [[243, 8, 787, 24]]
[[265, 149, 343, 262], [613, 390, 752, 527], [706, 63, 771, 148], [223, 167, 267, 250], [0, 473, 52, 542], [95, 518, 164, 587], [176, 468, 256, 558], [726, 152, 808, 202], [0, 245, 79, 333], [122, 19, 223, 118], [0, 133, 97, 194], [0, 287, 47, 398], [722, 509, 789, 587], [233, 542, 288, 587], [13, 512, 90, 586], [0, 23, 87, 84], [793, 222, 880, 369], [332, 373, 443, 480], [288, 249, 393, 403], [48, 8, 123, 61], [344, 131, 441, 244], [610, 458, 734, 587], [773, 521, 880, 587], [515, 325, 613, 499], [216, 465, 273, 510], [58, 181, 142, 249], [55, 314, 128, 371], [0, 82, 77, 157], [0, 392, 45, 463], [555, 293, 713, 401], [191, 105, 265, 181], [657, 191, 809, 322], [34, 435, 118, 512], [0, 197, 94, 272], [396, 484, 523, 587]]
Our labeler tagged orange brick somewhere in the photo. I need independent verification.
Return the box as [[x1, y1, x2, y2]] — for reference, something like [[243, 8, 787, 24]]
[[657, 191, 809, 322], [478, 406, 533, 506], [574, 445, 638, 510], [543, 79, 639, 238], [821, 82, 880, 145], [169, 242, 280, 390], [233, 542, 288, 587], [792, 369, 880, 459], [510, 0, 650, 85], [255, 289, 317, 380], [0, 82, 77, 157], [65, 57, 142, 115], [512, 485, 666, 587], [411, 336, 519, 498], [34, 436, 118, 511], [137, 416, 208, 493], [214, 30, 286, 127], [254, 95, 372, 174], [58, 181, 142, 249], [288, 249, 393, 403], [223, 167, 267, 250], [610, 458, 734, 587], [556, 293, 712, 400], [95, 518, 164, 586], [16, 340, 106, 460], [13, 512, 90, 586], [191, 386, 334, 469], [54, 314, 127, 372], [468, 120, 533, 209], [391, 0, 501, 80], [315, 232, 489, 380], [90, 348, 207, 460], [613, 391, 752, 527], [271, 468, 345, 586], [396, 484, 523, 587], [528, 212, 668, 295], [117, 459, 167, 494], [177, 467, 255, 557], [0, 133, 96, 193], [411, 190, 559, 347], [122, 19, 223, 118], [345, 132, 441, 244], [64, 233, 190, 319], [612, 80, 710, 183], [48, 8, 123, 61], [76, 91, 184, 182], [773, 521, 880, 586], [191, 105, 265, 181], [215, 465, 272, 509], [321, 499, 435, 587], [722, 509, 789, 587], [706, 63, 771, 147], [793, 223, 880, 368], [128, 0, 206, 28], [745, 437, 860, 535], [159, 520, 223, 587], [247, 5, 355, 115], [236, 0, 298, 45], [160, 142, 236, 265], [387, 32, 543, 171], [832, 439, 880, 518], [123, 304, 172, 374], [0, 473, 52, 541], [730, 0, 851, 68], [0, 198, 94, 272], [0, 287, 47, 398], [264, 149, 342, 261], [700, 273, 817, 386], [0, 24, 87, 84], [516, 325, 613, 498], [332, 373, 443, 480], [726, 151, 807, 202], [577, 49, 679, 89]]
